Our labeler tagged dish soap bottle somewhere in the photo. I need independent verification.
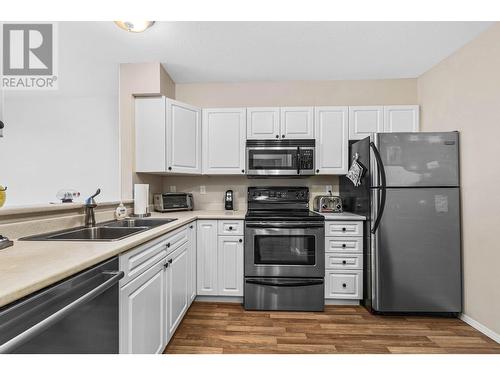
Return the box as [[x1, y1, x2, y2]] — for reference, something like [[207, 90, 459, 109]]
[[115, 202, 127, 220]]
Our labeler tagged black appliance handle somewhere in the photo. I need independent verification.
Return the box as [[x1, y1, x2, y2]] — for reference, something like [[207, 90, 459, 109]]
[[246, 279, 324, 287], [245, 222, 324, 229], [370, 141, 387, 234], [296, 146, 301, 175]]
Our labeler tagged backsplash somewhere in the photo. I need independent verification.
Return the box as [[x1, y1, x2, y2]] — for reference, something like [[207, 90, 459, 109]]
[[161, 175, 339, 211]]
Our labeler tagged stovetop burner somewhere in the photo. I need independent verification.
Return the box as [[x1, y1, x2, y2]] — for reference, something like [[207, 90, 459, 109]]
[[246, 186, 324, 222]]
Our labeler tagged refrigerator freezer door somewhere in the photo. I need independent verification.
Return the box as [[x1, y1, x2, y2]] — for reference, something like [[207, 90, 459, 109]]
[[377, 132, 459, 187], [372, 187, 462, 313]]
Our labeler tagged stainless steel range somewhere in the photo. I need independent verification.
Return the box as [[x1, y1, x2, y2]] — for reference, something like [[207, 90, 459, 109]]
[[244, 186, 325, 311]]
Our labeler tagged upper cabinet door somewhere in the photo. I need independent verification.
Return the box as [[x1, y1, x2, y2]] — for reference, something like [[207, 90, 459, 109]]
[[246, 107, 280, 139], [383, 105, 420, 133], [348, 106, 384, 140], [314, 107, 349, 175], [166, 99, 202, 174], [202, 108, 246, 175], [135, 97, 166, 173], [280, 107, 314, 139]]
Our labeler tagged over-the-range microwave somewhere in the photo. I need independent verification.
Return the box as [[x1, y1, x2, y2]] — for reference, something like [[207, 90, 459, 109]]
[[246, 139, 315, 177]]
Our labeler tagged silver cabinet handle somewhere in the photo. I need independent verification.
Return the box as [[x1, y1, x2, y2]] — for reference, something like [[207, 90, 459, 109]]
[[0, 270, 123, 354]]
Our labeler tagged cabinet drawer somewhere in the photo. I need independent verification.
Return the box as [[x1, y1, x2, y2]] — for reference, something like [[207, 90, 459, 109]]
[[325, 221, 363, 237], [119, 225, 188, 286], [325, 253, 363, 270], [218, 220, 244, 236], [165, 226, 189, 255], [325, 236, 363, 253], [119, 236, 168, 286], [325, 270, 363, 299]]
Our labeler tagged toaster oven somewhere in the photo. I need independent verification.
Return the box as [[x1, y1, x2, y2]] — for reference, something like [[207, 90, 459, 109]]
[[153, 193, 193, 212]]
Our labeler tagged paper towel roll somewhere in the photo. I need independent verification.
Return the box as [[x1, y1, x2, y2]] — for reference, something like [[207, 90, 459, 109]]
[[134, 184, 149, 215]]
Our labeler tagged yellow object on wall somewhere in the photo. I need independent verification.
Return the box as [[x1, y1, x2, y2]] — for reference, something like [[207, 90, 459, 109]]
[[0, 186, 6, 208]]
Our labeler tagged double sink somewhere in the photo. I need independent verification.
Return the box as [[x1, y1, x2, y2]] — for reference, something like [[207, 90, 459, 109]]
[[20, 218, 178, 242]]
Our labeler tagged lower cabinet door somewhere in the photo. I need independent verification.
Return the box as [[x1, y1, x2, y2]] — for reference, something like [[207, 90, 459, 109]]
[[325, 270, 363, 300], [217, 236, 244, 296], [166, 242, 189, 342], [188, 223, 197, 304], [119, 260, 165, 354], [197, 220, 218, 295]]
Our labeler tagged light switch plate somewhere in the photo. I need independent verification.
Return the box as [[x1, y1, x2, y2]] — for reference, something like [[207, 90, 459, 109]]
[[200, 185, 206, 194], [326, 185, 333, 194], [169, 185, 176, 193]]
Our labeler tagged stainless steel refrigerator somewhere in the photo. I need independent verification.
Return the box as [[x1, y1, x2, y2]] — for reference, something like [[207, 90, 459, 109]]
[[340, 132, 462, 314]]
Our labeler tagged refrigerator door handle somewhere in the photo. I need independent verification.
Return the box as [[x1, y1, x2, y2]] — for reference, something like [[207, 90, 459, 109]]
[[370, 141, 387, 234]]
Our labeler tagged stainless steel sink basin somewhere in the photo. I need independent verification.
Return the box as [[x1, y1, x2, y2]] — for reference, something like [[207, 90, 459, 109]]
[[102, 218, 177, 228], [45, 227, 148, 241], [19, 217, 178, 242]]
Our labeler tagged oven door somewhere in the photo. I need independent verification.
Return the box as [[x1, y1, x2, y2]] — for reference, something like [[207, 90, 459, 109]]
[[244, 221, 325, 278], [246, 147, 299, 176]]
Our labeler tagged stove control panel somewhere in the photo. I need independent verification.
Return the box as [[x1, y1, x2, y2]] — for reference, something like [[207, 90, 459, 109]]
[[248, 187, 309, 202]]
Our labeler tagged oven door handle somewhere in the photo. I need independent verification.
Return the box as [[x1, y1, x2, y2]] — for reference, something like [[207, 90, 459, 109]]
[[245, 222, 324, 229], [246, 279, 324, 287]]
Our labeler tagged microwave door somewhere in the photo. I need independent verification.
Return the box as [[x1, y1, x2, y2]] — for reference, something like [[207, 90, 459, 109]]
[[247, 148, 298, 176]]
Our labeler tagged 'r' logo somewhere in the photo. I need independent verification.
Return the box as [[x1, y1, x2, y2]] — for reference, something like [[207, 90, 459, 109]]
[[3, 24, 53, 76]]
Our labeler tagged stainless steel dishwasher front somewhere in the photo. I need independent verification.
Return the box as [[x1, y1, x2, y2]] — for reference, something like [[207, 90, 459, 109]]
[[0, 257, 123, 354]]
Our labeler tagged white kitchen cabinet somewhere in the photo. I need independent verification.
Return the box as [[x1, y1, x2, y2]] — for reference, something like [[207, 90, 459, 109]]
[[165, 241, 189, 341], [187, 222, 197, 304], [324, 219, 364, 302], [348, 106, 384, 140], [166, 99, 202, 174], [135, 97, 201, 174], [119, 259, 165, 354], [247, 107, 280, 139], [383, 105, 419, 133], [217, 236, 244, 296], [280, 107, 314, 139], [314, 107, 348, 175], [325, 270, 363, 299], [196, 220, 219, 295], [135, 97, 166, 172], [202, 108, 246, 175]]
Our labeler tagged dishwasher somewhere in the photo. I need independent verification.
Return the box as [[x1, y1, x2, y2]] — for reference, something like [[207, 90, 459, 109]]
[[0, 257, 123, 354]]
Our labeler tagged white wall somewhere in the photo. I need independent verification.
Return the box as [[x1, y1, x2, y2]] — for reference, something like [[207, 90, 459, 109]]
[[0, 22, 120, 206]]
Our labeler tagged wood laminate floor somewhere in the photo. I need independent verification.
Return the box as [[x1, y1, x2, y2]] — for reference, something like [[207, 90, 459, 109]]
[[164, 302, 500, 354]]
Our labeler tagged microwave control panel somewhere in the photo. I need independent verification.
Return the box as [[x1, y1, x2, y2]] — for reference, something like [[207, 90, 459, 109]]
[[300, 149, 314, 169]]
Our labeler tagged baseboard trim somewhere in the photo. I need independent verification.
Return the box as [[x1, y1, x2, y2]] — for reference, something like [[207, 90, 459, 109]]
[[195, 295, 243, 303], [460, 313, 500, 344], [325, 299, 360, 306]]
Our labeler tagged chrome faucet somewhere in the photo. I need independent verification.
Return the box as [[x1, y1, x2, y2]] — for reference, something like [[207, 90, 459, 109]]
[[84, 188, 101, 228]]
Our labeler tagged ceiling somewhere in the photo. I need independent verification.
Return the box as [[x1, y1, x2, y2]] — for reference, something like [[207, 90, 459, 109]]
[[68, 21, 493, 83]]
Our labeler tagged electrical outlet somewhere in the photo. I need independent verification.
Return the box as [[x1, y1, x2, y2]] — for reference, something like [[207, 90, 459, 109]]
[[326, 185, 333, 194], [169, 185, 176, 193], [200, 185, 206, 195]]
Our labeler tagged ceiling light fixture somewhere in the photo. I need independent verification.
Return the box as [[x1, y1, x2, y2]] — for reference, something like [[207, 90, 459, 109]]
[[114, 21, 155, 33]]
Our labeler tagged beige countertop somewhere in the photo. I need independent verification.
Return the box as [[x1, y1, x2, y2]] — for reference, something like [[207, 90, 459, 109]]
[[0, 210, 245, 309]]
